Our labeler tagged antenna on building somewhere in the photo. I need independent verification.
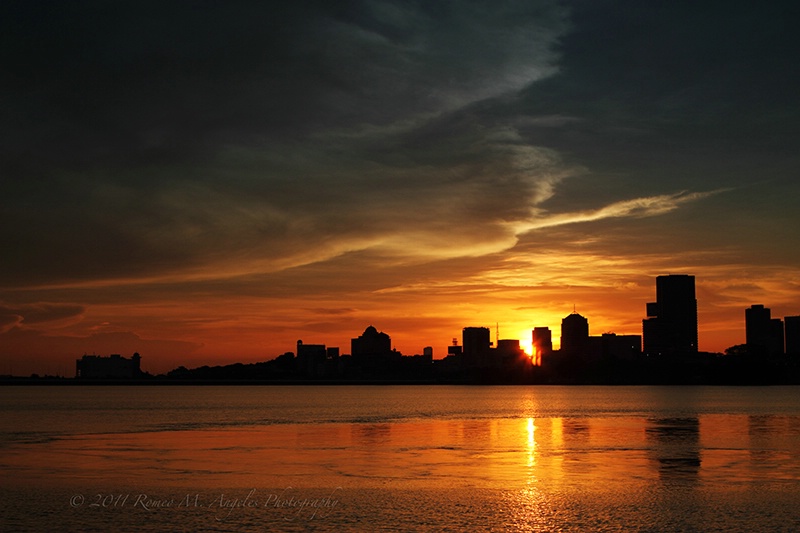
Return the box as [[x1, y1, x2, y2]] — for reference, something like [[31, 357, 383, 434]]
[[496, 322, 500, 343], [573, 304, 577, 314]]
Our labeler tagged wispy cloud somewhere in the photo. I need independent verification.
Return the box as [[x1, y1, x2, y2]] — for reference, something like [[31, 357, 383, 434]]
[[0, 303, 85, 333], [513, 189, 729, 234]]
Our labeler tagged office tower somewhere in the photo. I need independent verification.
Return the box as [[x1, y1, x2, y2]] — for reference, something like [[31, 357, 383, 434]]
[[532, 327, 553, 365], [462, 327, 491, 367], [497, 339, 522, 354], [745, 304, 770, 351], [600, 333, 642, 360], [770, 319, 785, 355], [643, 274, 698, 355], [561, 313, 589, 356], [491, 339, 524, 372], [785, 316, 800, 355], [745, 305, 784, 355], [296, 340, 327, 376]]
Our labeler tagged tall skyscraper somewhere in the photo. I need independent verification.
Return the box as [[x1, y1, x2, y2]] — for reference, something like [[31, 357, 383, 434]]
[[745, 305, 784, 355], [532, 327, 553, 365], [745, 304, 770, 351], [561, 313, 589, 355], [462, 327, 491, 367], [770, 319, 785, 355], [785, 316, 800, 355], [643, 274, 698, 355]]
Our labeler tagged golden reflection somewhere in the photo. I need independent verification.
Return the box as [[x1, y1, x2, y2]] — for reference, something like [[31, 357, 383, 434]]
[[514, 417, 548, 530], [527, 418, 536, 459], [10, 416, 762, 495], [527, 418, 535, 448], [526, 418, 537, 484]]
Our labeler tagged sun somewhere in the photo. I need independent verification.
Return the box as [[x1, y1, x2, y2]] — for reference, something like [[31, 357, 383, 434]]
[[518, 334, 534, 358]]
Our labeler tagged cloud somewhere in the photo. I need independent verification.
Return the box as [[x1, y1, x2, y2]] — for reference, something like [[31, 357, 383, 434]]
[[1, 0, 573, 289], [513, 189, 729, 233], [1, 0, 569, 169], [2, 1, 770, 293], [0, 303, 85, 333], [0, 313, 20, 331]]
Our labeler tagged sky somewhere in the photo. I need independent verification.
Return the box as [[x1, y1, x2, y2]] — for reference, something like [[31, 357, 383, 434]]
[[2, 0, 799, 376]]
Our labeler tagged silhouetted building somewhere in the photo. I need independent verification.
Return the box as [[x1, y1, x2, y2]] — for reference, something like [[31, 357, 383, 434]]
[[600, 333, 642, 360], [496, 339, 522, 355], [297, 340, 326, 358], [561, 313, 589, 356], [532, 327, 552, 365], [770, 319, 785, 355], [746, 305, 784, 356], [350, 326, 400, 376], [76, 353, 141, 379], [496, 339, 527, 362], [786, 316, 800, 355], [643, 275, 698, 355], [746, 304, 770, 352], [447, 344, 463, 357], [555, 312, 642, 366], [463, 326, 491, 368], [487, 338, 532, 381], [351, 325, 391, 356], [296, 340, 329, 377]]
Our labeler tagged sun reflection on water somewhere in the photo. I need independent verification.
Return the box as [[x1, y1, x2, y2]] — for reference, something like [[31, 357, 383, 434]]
[[526, 418, 536, 467], [525, 417, 538, 493]]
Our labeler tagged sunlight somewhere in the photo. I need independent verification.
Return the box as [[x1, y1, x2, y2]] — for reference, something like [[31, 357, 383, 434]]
[[518, 335, 534, 357], [527, 418, 536, 452], [526, 418, 537, 482]]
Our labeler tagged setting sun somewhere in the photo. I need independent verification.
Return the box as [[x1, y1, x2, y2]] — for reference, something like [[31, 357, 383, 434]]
[[518, 335, 534, 357]]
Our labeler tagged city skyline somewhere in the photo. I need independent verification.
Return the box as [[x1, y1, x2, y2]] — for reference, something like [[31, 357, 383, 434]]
[[2, 2, 800, 375], [7, 273, 800, 378]]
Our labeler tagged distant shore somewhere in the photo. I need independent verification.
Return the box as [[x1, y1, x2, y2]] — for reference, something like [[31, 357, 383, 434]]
[[3, 376, 799, 386]]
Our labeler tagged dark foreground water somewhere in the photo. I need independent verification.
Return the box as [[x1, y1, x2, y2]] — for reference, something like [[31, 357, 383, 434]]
[[1, 386, 799, 531]]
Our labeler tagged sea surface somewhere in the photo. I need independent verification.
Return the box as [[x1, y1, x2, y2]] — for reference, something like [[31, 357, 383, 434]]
[[1, 385, 799, 532]]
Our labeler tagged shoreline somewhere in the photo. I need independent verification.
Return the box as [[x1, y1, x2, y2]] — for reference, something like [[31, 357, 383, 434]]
[[2, 377, 798, 386]]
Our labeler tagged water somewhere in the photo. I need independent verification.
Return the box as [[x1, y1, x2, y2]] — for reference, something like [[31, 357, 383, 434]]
[[1, 386, 799, 531]]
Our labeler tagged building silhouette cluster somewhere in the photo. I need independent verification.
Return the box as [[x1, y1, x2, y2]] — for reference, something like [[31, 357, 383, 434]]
[[291, 326, 433, 380], [75, 352, 142, 379], [744, 305, 800, 357], [64, 274, 800, 385]]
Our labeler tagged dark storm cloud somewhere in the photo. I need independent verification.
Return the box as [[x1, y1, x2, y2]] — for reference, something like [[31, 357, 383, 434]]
[[0, 0, 565, 170], [1, 0, 571, 287], [2, 1, 797, 292], [508, 1, 800, 185], [453, 0, 800, 264], [1, 1, 321, 167]]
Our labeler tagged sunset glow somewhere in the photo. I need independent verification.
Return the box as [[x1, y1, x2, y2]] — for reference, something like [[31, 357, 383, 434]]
[[518, 335, 535, 358], [2, 2, 799, 376]]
